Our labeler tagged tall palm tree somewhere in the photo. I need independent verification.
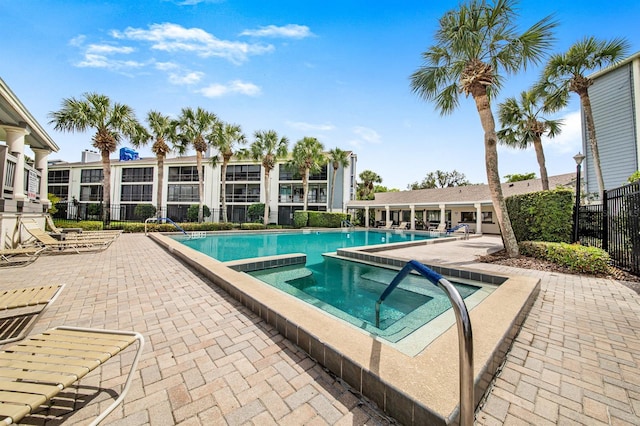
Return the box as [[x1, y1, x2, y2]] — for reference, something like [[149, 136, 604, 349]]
[[328, 147, 350, 212], [410, 0, 556, 257], [240, 130, 289, 226], [497, 88, 564, 190], [357, 170, 382, 200], [208, 121, 247, 222], [49, 92, 142, 225], [173, 107, 218, 223], [141, 111, 175, 216], [289, 137, 326, 211], [540, 36, 629, 197]]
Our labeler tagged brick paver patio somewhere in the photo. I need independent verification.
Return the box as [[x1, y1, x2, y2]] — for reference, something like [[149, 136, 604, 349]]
[[2, 233, 639, 425]]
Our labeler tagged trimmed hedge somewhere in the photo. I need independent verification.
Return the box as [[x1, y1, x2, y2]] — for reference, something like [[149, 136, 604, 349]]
[[519, 241, 610, 274], [241, 223, 267, 230], [506, 188, 573, 243], [293, 211, 309, 228], [308, 211, 348, 228]]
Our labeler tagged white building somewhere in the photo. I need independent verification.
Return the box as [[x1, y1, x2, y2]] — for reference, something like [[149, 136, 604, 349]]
[[48, 150, 358, 226]]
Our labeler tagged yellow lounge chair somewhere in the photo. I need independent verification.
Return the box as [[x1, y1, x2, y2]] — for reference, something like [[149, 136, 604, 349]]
[[0, 247, 44, 268], [0, 326, 144, 425], [21, 220, 113, 254], [0, 284, 64, 344], [44, 215, 122, 240]]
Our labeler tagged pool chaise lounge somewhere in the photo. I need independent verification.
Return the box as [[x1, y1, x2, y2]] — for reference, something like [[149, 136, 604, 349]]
[[0, 327, 144, 425], [44, 215, 122, 240], [0, 247, 44, 268], [20, 220, 114, 253]]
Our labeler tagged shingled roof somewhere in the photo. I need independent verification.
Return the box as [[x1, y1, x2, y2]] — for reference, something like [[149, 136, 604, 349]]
[[347, 173, 576, 207]]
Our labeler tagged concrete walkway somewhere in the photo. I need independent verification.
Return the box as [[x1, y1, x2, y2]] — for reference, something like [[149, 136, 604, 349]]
[[1, 234, 639, 425]]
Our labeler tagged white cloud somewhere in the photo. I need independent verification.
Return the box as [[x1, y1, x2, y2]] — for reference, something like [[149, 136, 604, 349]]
[[199, 80, 261, 97], [112, 23, 273, 64], [154, 62, 203, 85], [286, 121, 335, 132], [76, 54, 145, 70], [352, 126, 381, 144], [240, 24, 313, 39], [545, 110, 583, 154], [86, 44, 135, 55]]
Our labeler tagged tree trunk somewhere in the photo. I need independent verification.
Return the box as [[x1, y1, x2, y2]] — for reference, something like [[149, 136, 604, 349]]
[[196, 150, 204, 223], [221, 160, 228, 222], [580, 90, 605, 198], [473, 91, 519, 257], [156, 154, 165, 217], [303, 168, 309, 211], [263, 169, 270, 226], [532, 135, 549, 191], [330, 167, 338, 212], [101, 150, 111, 226]]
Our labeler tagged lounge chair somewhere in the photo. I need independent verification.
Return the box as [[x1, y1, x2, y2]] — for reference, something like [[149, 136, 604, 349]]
[[0, 247, 44, 268], [0, 326, 144, 425], [0, 284, 64, 344], [392, 221, 409, 230], [378, 221, 394, 229], [44, 215, 122, 240], [429, 223, 447, 232], [20, 220, 113, 254]]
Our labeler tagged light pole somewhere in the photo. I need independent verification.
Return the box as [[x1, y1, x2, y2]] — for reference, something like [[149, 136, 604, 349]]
[[573, 152, 585, 243]]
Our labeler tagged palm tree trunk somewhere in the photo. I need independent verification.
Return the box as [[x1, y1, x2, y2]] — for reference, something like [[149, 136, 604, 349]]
[[473, 92, 519, 257], [101, 150, 111, 226], [221, 160, 228, 222], [580, 91, 605, 198], [330, 167, 338, 212], [196, 150, 204, 223], [303, 169, 309, 211], [156, 155, 165, 218], [263, 170, 270, 226], [532, 136, 549, 190]]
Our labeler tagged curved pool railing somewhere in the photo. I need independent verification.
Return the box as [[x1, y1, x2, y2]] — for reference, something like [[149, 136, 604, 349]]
[[144, 217, 187, 236], [375, 260, 474, 426]]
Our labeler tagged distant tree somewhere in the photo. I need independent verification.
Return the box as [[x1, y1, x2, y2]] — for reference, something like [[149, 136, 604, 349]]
[[239, 130, 289, 225], [327, 148, 350, 212], [498, 88, 564, 190], [289, 137, 326, 210], [357, 170, 382, 200], [410, 0, 556, 257], [374, 185, 399, 193], [408, 170, 470, 190], [627, 171, 640, 183], [539, 36, 630, 197], [187, 204, 211, 222], [504, 172, 536, 182], [247, 203, 265, 222]]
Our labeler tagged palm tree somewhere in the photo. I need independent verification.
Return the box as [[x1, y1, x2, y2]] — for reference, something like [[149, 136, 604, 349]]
[[208, 121, 247, 222], [141, 111, 175, 216], [240, 130, 289, 225], [289, 137, 326, 211], [328, 148, 350, 212], [540, 36, 629, 197], [497, 88, 564, 190], [173, 107, 218, 223], [357, 170, 382, 200], [49, 92, 142, 225], [410, 0, 556, 257]]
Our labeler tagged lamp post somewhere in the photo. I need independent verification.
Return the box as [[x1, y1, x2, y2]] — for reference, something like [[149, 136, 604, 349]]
[[573, 152, 585, 243]]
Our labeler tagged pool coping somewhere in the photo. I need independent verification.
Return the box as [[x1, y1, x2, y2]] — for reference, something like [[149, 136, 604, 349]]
[[149, 232, 540, 425]]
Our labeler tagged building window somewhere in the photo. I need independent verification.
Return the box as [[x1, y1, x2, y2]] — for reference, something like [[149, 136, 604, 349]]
[[225, 164, 261, 181], [122, 167, 154, 183], [307, 183, 327, 203], [121, 184, 153, 202], [460, 212, 475, 222], [80, 169, 103, 183], [48, 185, 69, 200], [168, 184, 199, 202], [168, 166, 200, 182], [80, 185, 103, 202], [309, 165, 328, 181], [48, 169, 69, 184], [481, 211, 493, 223], [225, 183, 260, 202], [279, 164, 299, 181]]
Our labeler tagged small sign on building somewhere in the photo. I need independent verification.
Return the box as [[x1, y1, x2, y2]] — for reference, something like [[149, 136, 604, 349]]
[[27, 170, 38, 200]]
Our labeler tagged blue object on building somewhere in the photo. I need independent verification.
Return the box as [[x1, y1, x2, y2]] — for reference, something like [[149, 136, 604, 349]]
[[119, 147, 139, 161]]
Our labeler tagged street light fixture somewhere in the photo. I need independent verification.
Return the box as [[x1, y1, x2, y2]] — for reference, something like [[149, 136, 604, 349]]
[[573, 152, 585, 243]]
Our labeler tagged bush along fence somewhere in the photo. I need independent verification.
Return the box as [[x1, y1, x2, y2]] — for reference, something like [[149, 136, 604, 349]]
[[577, 181, 640, 276]]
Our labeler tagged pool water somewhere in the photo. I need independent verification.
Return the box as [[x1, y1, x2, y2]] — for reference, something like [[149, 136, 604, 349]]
[[175, 229, 432, 264], [250, 257, 481, 342]]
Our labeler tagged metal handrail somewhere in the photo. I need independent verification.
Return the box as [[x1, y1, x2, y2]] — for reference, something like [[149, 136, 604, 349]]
[[375, 260, 474, 426], [144, 217, 187, 235]]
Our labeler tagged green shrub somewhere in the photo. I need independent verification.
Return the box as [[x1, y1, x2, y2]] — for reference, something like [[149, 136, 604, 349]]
[[519, 241, 611, 274], [134, 204, 156, 220], [247, 203, 265, 222], [186, 204, 211, 222], [308, 211, 348, 228], [241, 223, 267, 230], [293, 211, 308, 228], [47, 193, 60, 215], [87, 203, 102, 217], [507, 189, 573, 243]]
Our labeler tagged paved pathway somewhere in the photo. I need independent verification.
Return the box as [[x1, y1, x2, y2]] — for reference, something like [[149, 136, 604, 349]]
[[1, 234, 639, 425]]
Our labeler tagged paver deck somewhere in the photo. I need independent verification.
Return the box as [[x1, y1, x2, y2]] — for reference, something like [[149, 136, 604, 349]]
[[1, 233, 639, 425]]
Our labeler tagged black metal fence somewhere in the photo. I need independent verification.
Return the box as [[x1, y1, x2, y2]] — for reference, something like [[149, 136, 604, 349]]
[[577, 181, 640, 275]]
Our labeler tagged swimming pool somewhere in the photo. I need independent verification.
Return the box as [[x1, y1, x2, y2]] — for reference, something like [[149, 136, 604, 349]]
[[174, 229, 434, 264]]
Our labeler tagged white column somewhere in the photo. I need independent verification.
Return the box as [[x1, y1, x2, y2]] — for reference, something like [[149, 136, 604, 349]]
[[474, 203, 482, 234], [365, 206, 370, 228], [3, 125, 30, 201], [385, 205, 390, 225], [439, 203, 446, 227], [410, 204, 415, 230], [32, 148, 51, 207]]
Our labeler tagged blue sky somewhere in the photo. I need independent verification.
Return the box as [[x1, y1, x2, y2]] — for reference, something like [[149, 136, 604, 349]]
[[2, 0, 640, 190]]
